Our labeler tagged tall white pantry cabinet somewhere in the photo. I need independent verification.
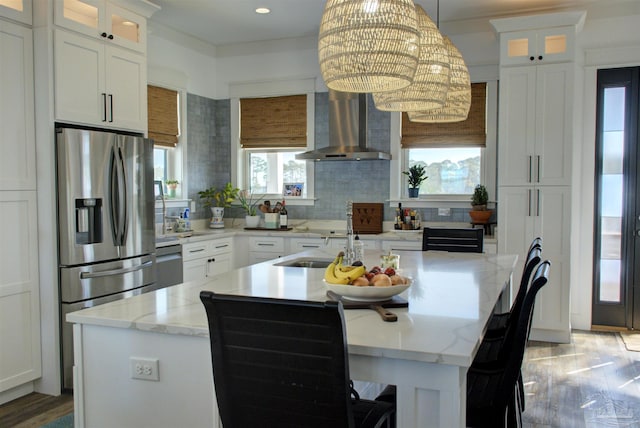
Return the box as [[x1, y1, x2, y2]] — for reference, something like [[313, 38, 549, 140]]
[[492, 11, 585, 343], [0, 0, 42, 394]]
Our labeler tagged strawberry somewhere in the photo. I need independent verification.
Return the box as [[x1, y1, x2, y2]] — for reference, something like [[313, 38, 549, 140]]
[[384, 267, 396, 276]]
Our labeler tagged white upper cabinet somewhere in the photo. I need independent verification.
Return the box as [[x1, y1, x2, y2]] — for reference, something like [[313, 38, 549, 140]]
[[498, 63, 573, 186], [0, 19, 36, 190], [54, 0, 148, 53], [0, 0, 32, 25], [54, 29, 147, 131], [491, 11, 585, 66], [498, 27, 575, 66]]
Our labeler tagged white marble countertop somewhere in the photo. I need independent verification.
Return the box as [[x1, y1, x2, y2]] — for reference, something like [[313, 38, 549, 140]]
[[68, 248, 517, 367]]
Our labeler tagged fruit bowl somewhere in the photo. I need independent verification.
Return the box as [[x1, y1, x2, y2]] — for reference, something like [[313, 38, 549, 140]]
[[323, 279, 411, 302]]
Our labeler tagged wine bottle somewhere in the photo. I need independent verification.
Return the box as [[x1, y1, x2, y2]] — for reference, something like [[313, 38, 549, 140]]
[[279, 200, 288, 229]]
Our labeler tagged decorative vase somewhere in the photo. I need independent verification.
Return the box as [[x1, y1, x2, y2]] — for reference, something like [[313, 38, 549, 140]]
[[245, 215, 260, 228], [469, 210, 493, 223], [408, 188, 419, 198], [168, 185, 177, 198], [210, 207, 225, 229]]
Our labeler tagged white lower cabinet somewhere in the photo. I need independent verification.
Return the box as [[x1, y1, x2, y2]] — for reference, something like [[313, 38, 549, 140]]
[[248, 236, 285, 264], [0, 191, 41, 392], [381, 240, 422, 252], [182, 237, 233, 283], [498, 185, 571, 342]]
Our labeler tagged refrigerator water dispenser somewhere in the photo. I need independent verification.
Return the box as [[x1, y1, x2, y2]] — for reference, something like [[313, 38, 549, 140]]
[[75, 198, 102, 244]]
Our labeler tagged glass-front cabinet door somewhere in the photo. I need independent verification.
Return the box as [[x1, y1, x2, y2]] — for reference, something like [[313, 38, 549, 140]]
[[500, 27, 574, 66], [54, 0, 145, 53], [0, 0, 32, 24]]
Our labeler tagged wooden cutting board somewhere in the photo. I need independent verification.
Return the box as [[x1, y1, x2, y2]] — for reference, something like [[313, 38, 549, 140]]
[[326, 290, 408, 322], [352, 203, 383, 234]]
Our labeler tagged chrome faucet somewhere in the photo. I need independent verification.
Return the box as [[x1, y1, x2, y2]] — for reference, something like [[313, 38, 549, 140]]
[[344, 200, 355, 265]]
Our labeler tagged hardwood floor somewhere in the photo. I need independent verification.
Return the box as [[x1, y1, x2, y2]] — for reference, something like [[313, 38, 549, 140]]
[[0, 392, 72, 428], [523, 330, 640, 427], [1, 330, 638, 427]]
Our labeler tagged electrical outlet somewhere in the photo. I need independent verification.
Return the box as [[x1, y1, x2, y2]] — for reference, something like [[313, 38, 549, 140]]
[[130, 357, 159, 381], [438, 208, 451, 216]]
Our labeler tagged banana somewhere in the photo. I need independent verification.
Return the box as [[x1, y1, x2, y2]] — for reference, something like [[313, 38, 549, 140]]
[[334, 257, 366, 282], [324, 252, 349, 284]]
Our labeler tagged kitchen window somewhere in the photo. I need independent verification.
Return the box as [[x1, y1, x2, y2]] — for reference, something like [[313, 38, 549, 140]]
[[395, 81, 497, 205], [231, 78, 316, 204]]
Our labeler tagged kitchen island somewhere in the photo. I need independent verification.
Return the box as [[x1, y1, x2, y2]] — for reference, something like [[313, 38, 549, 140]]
[[67, 248, 517, 428]]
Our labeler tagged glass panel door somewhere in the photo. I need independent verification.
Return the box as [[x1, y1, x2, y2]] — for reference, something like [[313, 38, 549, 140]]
[[593, 67, 640, 327]]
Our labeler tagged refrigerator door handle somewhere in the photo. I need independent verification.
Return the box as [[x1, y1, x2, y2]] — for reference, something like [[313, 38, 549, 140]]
[[80, 260, 153, 279], [110, 147, 129, 246]]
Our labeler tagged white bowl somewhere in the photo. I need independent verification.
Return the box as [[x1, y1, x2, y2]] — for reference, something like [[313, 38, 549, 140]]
[[324, 279, 411, 302]]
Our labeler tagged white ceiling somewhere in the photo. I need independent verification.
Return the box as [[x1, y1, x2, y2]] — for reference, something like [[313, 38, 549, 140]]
[[148, 0, 604, 47]]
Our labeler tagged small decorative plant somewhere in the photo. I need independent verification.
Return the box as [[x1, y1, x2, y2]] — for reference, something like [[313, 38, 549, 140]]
[[403, 165, 428, 189], [237, 190, 261, 216], [165, 179, 179, 188], [471, 184, 489, 210], [198, 182, 239, 208]]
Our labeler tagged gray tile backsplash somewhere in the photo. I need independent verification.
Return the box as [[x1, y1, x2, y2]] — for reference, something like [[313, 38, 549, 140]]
[[184, 91, 487, 225]]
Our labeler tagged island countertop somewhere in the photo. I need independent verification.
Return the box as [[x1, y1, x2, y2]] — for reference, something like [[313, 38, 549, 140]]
[[67, 248, 517, 368]]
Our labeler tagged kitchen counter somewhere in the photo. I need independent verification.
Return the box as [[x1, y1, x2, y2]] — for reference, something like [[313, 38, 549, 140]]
[[68, 248, 516, 428]]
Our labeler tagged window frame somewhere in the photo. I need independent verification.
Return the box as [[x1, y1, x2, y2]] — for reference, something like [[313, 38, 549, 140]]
[[230, 78, 316, 206], [389, 80, 498, 209]]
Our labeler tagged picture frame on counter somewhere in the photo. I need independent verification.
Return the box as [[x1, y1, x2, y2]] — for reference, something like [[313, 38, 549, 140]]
[[283, 183, 303, 197]]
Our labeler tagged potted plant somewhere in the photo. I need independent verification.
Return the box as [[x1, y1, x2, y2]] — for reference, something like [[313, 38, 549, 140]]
[[469, 184, 492, 223], [237, 189, 262, 228], [402, 165, 428, 198], [166, 179, 179, 198], [198, 182, 239, 228]]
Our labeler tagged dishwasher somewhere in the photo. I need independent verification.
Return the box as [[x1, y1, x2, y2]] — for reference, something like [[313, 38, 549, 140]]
[[155, 243, 183, 288]]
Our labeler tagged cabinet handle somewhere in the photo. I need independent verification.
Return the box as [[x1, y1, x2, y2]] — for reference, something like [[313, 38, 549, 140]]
[[538, 55, 543, 60], [536, 155, 541, 183], [302, 245, 320, 248], [529, 56, 535, 61], [258, 243, 275, 247], [102, 93, 107, 122], [214, 244, 229, 249], [108, 94, 113, 122], [189, 248, 205, 253], [101, 32, 107, 38], [528, 156, 533, 183], [536, 189, 540, 216], [528, 189, 532, 216], [208, 258, 215, 263], [108, 34, 114, 40]]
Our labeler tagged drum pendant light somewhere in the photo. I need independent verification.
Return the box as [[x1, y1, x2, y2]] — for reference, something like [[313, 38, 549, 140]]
[[408, 35, 471, 122], [373, 5, 450, 112], [318, 0, 421, 93]]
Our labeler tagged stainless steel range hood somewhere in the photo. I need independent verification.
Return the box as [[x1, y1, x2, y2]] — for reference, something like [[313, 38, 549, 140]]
[[296, 90, 392, 161]]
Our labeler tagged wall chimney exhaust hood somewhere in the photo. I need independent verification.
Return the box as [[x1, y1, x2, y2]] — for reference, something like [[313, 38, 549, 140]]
[[296, 90, 392, 161]]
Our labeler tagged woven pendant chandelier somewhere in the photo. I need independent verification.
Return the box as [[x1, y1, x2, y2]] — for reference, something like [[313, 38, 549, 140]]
[[372, 5, 450, 112], [408, 36, 471, 123], [318, 0, 421, 93]]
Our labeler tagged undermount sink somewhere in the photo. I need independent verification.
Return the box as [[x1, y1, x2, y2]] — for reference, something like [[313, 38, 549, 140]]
[[274, 257, 334, 268]]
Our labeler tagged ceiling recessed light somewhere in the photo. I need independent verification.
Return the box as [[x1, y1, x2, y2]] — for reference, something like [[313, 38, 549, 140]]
[[255, 7, 270, 14]]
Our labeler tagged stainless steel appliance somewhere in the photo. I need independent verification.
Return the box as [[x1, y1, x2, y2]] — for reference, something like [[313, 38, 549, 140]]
[[156, 243, 183, 288], [56, 127, 157, 390]]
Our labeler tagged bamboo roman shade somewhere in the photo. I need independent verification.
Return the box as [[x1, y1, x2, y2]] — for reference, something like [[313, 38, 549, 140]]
[[147, 85, 179, 148], [240, 95, 307, 149], [401, 82, 487, 148]]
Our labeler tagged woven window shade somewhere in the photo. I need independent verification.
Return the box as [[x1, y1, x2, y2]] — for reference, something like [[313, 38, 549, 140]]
[[147, 85, 179, 148], [401, 82, 486, 148], [240, 95, 307, 149]]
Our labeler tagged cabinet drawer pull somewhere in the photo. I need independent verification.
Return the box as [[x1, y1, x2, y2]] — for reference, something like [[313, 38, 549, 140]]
[[258, 243, 275, 247], [215, 244, 229, 249], [108, 94, 113, 122], [189, 248, 205, 253], [302, 245, 320, 248]]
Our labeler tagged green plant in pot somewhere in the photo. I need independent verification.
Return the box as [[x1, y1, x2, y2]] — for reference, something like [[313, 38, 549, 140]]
[[469, 184, 492, 223], [165, 179, 179, 198], [238, 189, 263, 228], [403, 165, 428, 198], [198, 182, 239, 229]]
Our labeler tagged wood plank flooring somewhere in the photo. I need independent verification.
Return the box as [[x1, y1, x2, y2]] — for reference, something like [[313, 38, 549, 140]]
[[1, 330, 639, 427], [0, 392, 72, 428], [523, 330, 640, 427]]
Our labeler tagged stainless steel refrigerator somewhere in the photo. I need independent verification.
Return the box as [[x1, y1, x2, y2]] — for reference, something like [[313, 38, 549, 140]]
[[56, 127, 156, 390]]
